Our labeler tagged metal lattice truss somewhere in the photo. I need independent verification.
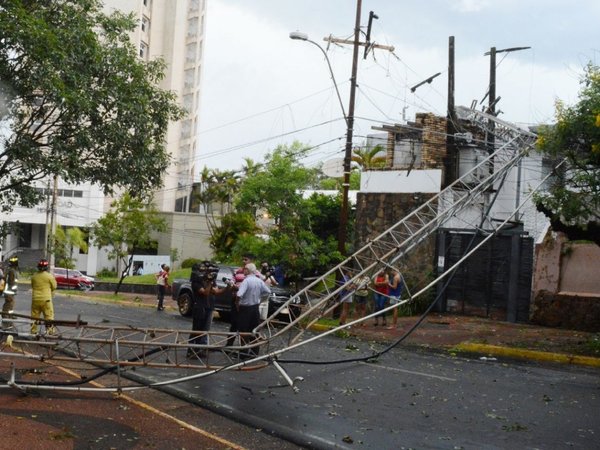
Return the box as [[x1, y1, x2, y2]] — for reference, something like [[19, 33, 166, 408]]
[[1, 107, 540, 389], [1, 315, 269, 374], [255, 107, 538, 347]]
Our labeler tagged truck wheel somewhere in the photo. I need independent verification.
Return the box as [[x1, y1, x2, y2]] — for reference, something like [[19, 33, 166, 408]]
[[178, 292, 193, 317]]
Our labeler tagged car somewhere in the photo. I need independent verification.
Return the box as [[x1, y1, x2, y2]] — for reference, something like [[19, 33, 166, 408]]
[[171, 264, 298, 322], [52, 267, 95, 291]]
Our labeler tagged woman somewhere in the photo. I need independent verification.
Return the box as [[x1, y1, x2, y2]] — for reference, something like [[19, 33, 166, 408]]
[[353, 274, 370, 326], [155, 265, 170, 311], [373, 269, 389, 326]]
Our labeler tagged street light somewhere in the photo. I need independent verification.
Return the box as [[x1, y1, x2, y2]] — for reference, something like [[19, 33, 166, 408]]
[[289, 31, 348, 124], [290, 21, 362, 257]]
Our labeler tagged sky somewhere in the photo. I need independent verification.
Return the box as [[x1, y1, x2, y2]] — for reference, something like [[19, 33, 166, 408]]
[[195, 0, 600, 173]]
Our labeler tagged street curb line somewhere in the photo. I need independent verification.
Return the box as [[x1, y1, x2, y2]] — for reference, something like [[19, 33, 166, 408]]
[[54, 365, 246, 450], [64, 292, 168, 310], [454, 342, 600, 368]]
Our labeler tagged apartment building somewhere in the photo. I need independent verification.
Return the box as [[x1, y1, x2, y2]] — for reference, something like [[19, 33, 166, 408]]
[[0, 0, 208, 273], [103, 0, 206, 212]]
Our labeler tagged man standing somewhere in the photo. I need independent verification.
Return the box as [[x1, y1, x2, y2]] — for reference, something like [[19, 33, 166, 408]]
[[187, 263, 229, 359], [30, 259, 57, 334], [236, 263, 270, 357], [227, 253, 257, 346], [1, 256, 19, 328]]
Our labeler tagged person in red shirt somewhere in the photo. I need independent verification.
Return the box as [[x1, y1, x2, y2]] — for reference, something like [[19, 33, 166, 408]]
[[373, 268, 389, 326]]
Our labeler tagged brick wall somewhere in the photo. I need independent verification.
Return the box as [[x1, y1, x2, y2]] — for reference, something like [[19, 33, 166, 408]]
[[417, 113, 447, 169]]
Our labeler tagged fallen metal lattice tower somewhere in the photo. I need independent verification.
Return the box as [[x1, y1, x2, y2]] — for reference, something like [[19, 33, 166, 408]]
[[1, 106, 542, 391]]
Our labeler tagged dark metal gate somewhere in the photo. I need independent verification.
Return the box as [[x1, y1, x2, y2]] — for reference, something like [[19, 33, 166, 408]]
[[435, 228, 533, 322]]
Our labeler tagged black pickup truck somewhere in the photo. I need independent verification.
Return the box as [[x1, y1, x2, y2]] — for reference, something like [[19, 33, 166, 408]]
[[170, 265, 296, 322]]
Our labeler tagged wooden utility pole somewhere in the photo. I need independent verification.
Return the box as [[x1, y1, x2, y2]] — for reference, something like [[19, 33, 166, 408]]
[[336, 0, 362, 256], [445, 36, 457, 188], [487, 46, 497, 155], [331, 1, 394, 255]]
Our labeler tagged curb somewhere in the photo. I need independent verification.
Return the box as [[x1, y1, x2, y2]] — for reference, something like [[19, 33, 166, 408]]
[[309, 324, 600, 369], [453, 342, 600, 368]]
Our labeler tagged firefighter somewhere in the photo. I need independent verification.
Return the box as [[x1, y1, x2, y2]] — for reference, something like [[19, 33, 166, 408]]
[[30, 258, 57, 335], [1, 256, 20, 328]]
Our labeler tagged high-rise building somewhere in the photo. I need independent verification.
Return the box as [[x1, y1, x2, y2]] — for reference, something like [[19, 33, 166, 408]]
[[103, 0, 206, 213], [0, 1, 208, 273]]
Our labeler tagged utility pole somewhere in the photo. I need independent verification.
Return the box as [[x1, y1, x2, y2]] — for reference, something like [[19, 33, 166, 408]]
[[445, 36, 457, 188], [44, 177, 51, 259], [487, 46, 497, 155], [48, 175, 58, 267], [484, 45, 531, 155], [336, 0, 362, 256], [327, 1, 394, 255]]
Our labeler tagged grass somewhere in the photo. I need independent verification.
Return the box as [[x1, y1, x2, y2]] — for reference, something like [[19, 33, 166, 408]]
[[98, 268, 191, 284]]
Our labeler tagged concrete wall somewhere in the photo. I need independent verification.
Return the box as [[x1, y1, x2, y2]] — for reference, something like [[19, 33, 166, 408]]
[[531, 231, 600, 331], [155, 212, 214, 264]]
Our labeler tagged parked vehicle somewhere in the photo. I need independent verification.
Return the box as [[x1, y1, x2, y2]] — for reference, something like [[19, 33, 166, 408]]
[[171, 264, 298, 322], [52, 267, 95, 291]]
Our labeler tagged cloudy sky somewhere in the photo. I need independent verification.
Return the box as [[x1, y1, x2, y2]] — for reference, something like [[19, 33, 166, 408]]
[[196, 0, 599, 172]]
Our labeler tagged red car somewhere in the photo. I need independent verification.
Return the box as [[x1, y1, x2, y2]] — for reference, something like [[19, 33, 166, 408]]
[[52, 268, 95, 291]]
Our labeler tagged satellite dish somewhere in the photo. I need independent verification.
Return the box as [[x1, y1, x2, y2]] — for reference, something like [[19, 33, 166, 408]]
[[321, 158, 344, 177]]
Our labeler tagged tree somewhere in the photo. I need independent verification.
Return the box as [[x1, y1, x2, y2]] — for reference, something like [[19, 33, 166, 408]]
[[196, 166, 241, 239], [351, 144, 387, 170], [0, 0, 185, 212], [535, 63, 600, 244], [235, 142, 318, 227], [228, 145, 343, 279], [90, 193, 166, 294], [53, 226, 88, 268], [209, 212, 259, 261]]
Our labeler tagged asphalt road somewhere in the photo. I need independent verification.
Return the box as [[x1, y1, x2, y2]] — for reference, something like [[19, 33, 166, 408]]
[[16, 293, 600, 449]]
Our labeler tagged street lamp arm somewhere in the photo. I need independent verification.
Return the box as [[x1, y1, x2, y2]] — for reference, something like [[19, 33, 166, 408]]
[[484, 46, 531, 56], [290, 31, 348, 126]]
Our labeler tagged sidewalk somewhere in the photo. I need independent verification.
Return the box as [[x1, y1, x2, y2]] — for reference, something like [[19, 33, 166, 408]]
[[81, 289, 600, 368]]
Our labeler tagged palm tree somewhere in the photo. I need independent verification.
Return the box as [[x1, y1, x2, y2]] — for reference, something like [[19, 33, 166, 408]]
[[351, 144, 387, 170]]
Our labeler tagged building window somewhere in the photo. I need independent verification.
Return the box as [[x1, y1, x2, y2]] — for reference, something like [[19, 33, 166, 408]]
[[175, 196, 187, 212], [141, 16, 149, 33], [143, 0, 151, 7], [139, 41, 148, 59], [183, 94, 194, 113], [187, 17, 198, 38]]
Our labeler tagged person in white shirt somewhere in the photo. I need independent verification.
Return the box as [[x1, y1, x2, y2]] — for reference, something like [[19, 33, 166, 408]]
[[155, 266, 170, 311], [236, 263, 270, 357]]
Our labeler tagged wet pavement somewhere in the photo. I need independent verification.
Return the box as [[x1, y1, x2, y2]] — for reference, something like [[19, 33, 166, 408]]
[[1, 289, 598, 449]]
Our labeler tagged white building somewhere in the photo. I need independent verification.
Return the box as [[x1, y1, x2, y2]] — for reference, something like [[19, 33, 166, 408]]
[[0, 181, 104, 274], [103, 0, 206, 213], [0, 0, 209, 273]]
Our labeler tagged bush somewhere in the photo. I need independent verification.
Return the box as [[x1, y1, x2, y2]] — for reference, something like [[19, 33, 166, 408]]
[[97, 267, 117, 278], [181, 258, 201, 269]]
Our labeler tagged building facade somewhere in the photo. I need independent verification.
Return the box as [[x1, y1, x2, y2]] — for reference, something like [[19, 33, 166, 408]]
[[0, 0, 210, 273], [103, 0, 206, 213]]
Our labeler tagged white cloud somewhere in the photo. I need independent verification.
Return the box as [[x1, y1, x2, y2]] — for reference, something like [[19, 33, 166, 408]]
[[197, 0, 596, 171], [450, 0, 492, 13]]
